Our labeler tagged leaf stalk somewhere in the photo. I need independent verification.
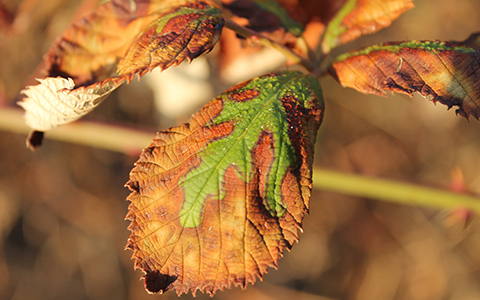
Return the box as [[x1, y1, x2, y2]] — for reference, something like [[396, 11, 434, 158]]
[[224, 19, 315, 73]]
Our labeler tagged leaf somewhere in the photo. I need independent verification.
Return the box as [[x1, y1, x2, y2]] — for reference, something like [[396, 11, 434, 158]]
[[322, 0, 414, 53], [44, 0, 191, 86], [18, 77, 123, 132], [125, 71, 324, 296], [19, 0, 224, 147], [116, 2, 224, 80], [329, 40, 480, 119]]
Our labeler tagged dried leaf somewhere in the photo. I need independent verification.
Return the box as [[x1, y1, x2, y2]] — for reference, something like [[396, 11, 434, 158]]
[[330, 40, 480, 119], [116, 2, 224, 80], [125, 71, 324, 295], [322, 0, 414, 53], [18, 77, 123, 131], [44, 0, 191, 86], [43, 0, 223, 85], [19, 0, 224, 147]]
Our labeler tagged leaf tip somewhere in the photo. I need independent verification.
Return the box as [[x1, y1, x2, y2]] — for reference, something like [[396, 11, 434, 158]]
[[125, 180, 139, 193], [143, 270, 178, 295], [26, 130, 44, 150]]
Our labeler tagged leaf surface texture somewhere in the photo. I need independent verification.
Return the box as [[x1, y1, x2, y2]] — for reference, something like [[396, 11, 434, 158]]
[[19, 0, 223, 137], [322, 0, 414, 52], [330, 40, 480, 119], [125, 71, 324, 295]]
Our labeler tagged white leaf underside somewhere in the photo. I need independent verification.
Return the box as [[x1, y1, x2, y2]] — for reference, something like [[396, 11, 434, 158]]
[[18, 77, 122, 131]]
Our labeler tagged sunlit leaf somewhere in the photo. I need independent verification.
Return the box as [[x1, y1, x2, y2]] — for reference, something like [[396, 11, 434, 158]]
[[116, 2, 224, 80], [19, 0, 224, 148], [44, 0, 192, 86], [322, 0, 414, 53], [125, 71, 324, 296], [18, 77, 123, 132], [330, 39, 480, 119]]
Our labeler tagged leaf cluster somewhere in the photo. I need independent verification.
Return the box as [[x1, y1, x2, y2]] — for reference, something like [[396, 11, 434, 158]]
[[17, 0, 480, 296]]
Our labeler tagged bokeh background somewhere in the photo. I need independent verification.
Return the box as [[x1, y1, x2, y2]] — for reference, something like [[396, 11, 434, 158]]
[[2, 0, 480, 299]]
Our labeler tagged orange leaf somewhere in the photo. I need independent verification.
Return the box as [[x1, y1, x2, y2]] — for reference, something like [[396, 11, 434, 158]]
[[19, 0, 224, 148], [330, 39, 480, 119], [322, 0, 414, 53], [125, 71, 324, 295], [116, 2, 224, 80], [44, 0, 222, 86]]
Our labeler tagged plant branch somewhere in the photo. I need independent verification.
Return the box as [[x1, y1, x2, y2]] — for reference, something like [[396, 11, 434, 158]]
[[313, 168, 480, 213], [224, 18, 315, 73], [2, 106, 479, 213], [0, 106, 153, 154]]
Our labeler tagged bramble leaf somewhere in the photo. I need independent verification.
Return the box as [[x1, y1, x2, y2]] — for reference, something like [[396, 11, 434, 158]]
[[329, 39, 480, 119], [125, 71, 324, 296], [19, 0, 224, 147], [322, 0, 414, 53], [116, 3, 224, 80], [43, 0, 194, 86], [18, 77, 123, 132]]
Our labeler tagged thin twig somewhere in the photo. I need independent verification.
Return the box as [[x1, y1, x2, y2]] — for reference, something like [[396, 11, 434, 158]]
[[0, 106, 153, 154], [313, 168, 480, 214], [224, 18, 315, 73], [295, 35, 320, 66]]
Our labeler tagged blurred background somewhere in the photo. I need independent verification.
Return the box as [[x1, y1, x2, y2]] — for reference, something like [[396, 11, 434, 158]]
[[2, 0, 480, 299]]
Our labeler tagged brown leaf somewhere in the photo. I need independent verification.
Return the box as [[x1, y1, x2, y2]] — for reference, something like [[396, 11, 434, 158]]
[[322, 0, 414, 53], [44, 0, 195, 87], [330, 40, 480, 119], [19, 0, 224, 147], [125, 71, 324, 295], [116, 1, 224, 80]]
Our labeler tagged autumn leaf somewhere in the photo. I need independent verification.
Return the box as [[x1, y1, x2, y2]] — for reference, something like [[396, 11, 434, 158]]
[[322, 0, 414, 53], [125, 71, 324, 296], [19, 0, 224, 148], [329, 39, 480, 119], [44, 0, 193, 86], [116, 2, 224, 80], [216, 0, 343, 71], [18, 77, 122, 132]]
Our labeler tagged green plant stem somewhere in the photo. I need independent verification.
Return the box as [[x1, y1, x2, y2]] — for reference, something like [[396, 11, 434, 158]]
[[224, 18, 315, 73], [1, 106, 479, 213], [313, 168, 480, 213]]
